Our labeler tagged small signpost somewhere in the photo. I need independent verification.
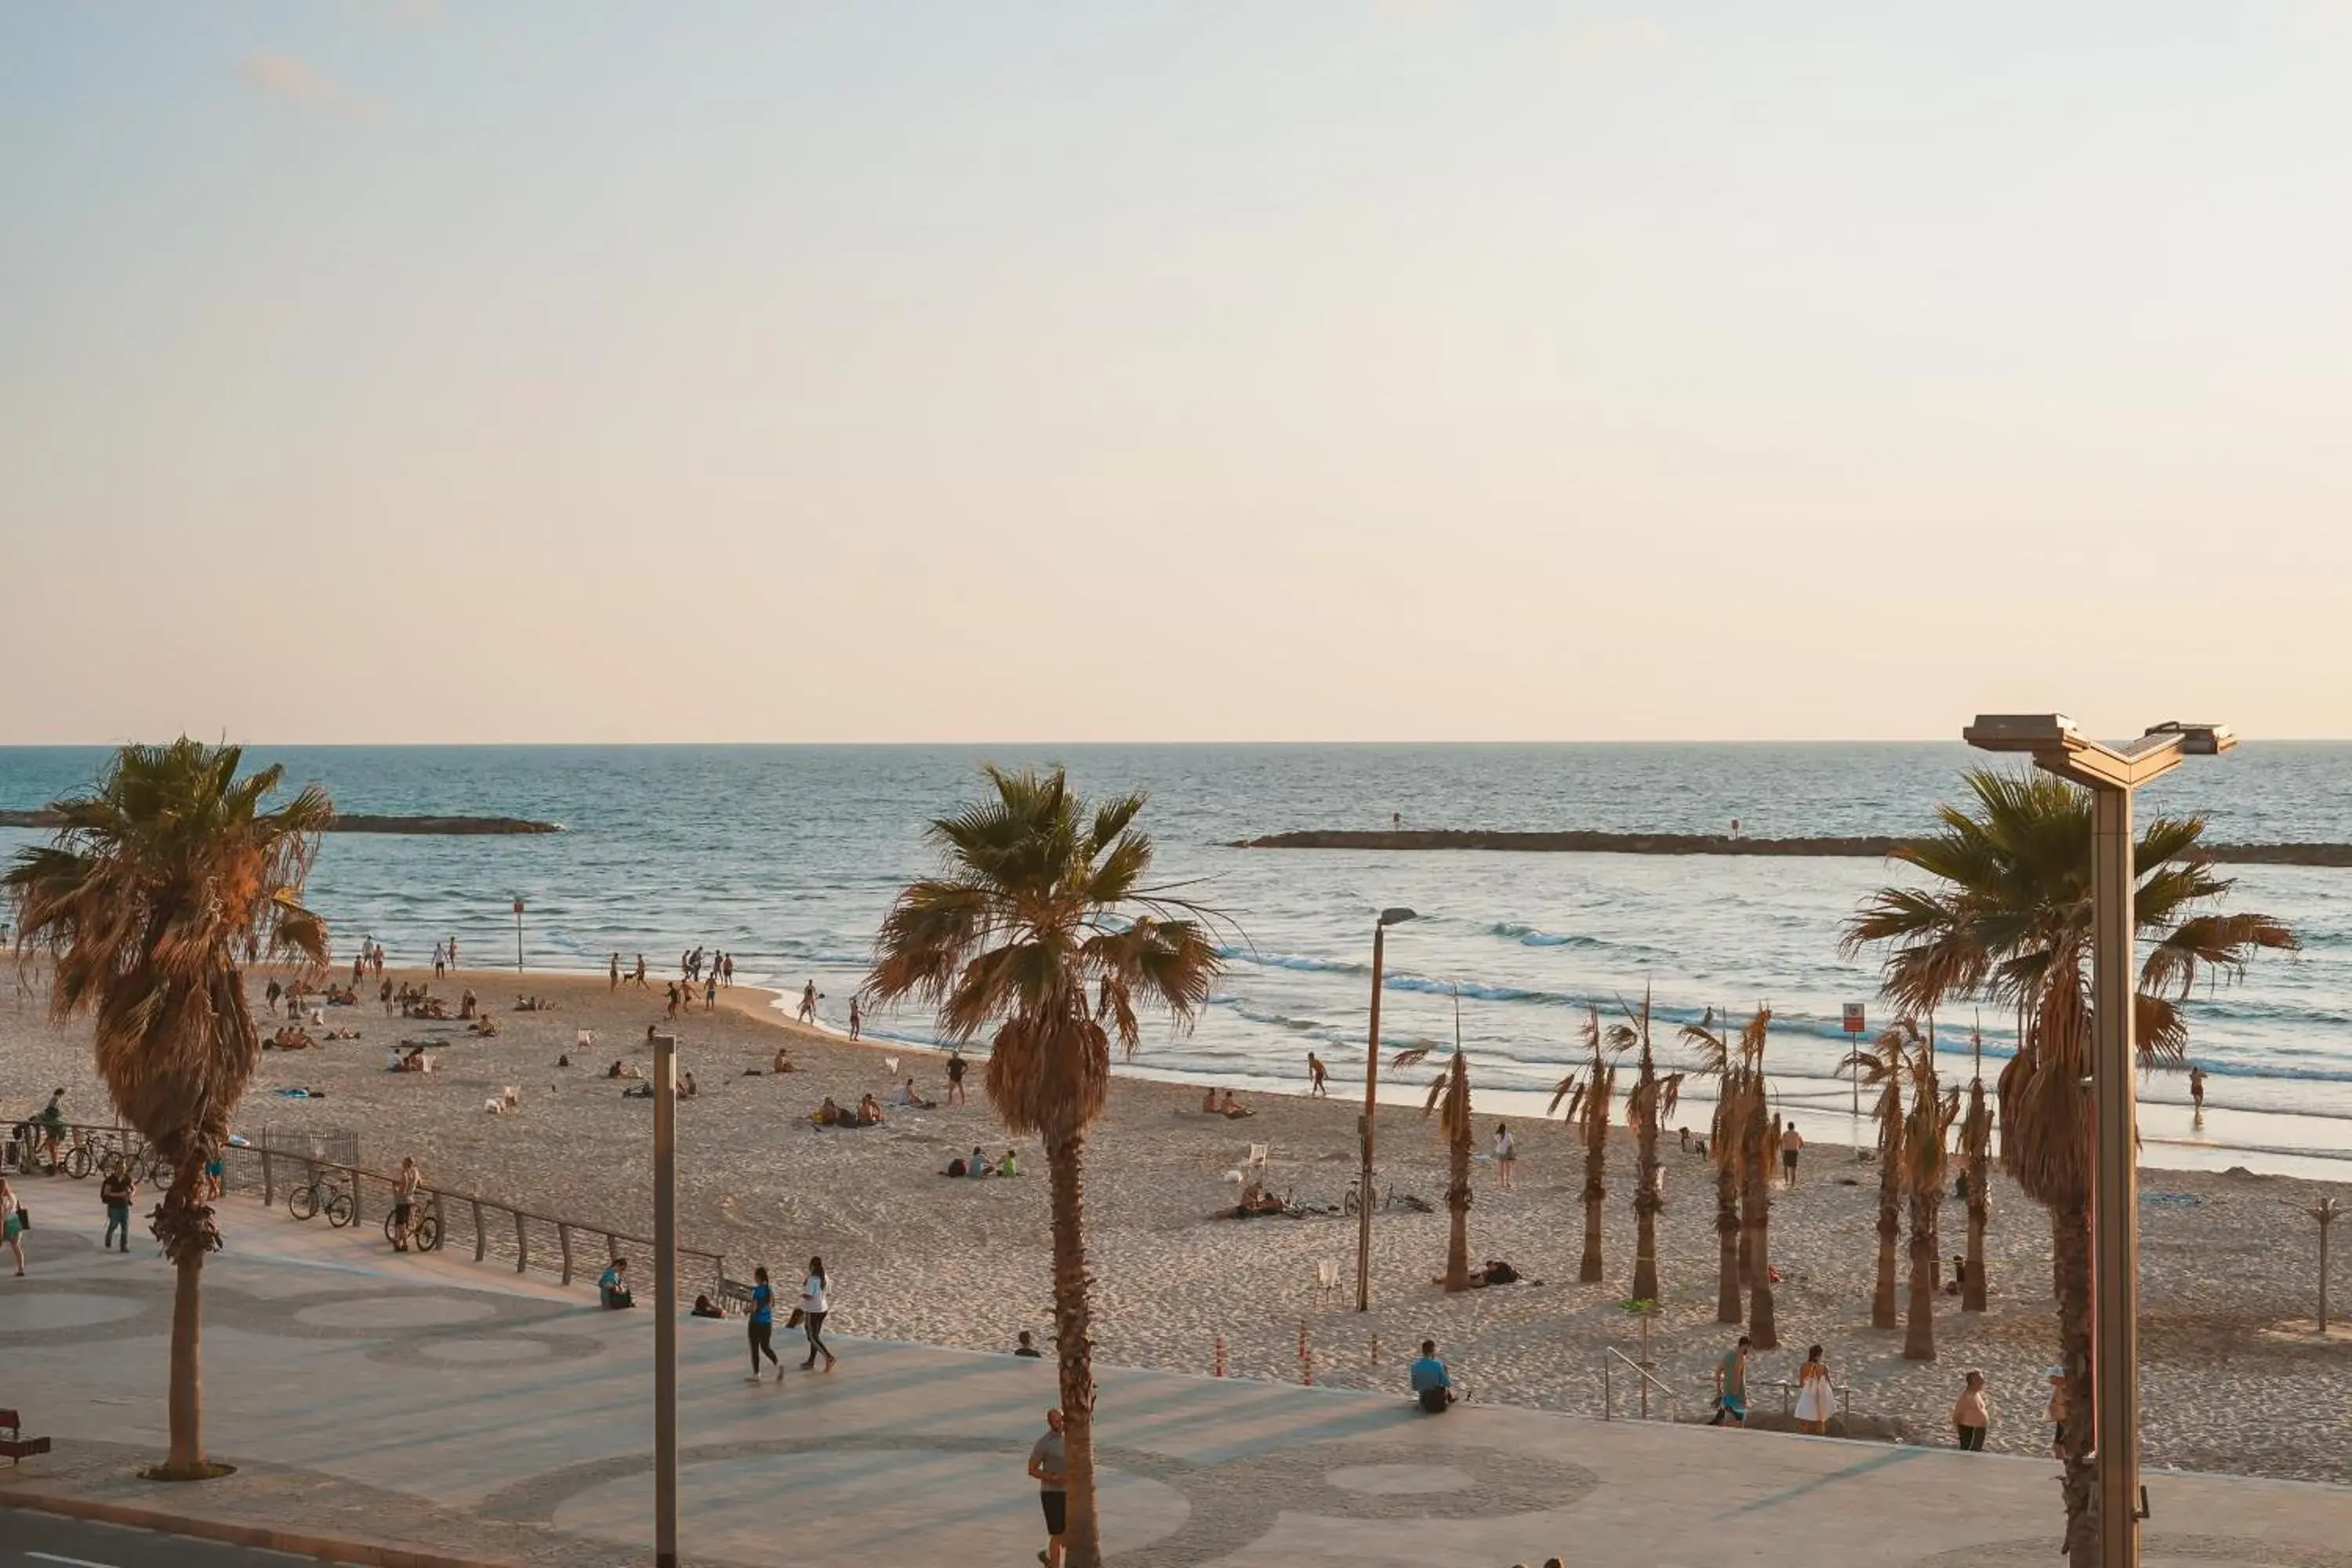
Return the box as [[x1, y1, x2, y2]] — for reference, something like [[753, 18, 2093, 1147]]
[[1842, 1002, 1866, 1138], [513, 897, 526, 974]]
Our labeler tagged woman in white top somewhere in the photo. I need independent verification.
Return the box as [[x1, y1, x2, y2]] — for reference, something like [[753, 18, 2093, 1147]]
[[798, 1255, 835, 1370], [1492, 1123, 1517, 1192], [1793, 1343, 1835, 1434]]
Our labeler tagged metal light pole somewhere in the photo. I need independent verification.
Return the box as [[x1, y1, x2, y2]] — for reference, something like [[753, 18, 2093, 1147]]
[[1963, 714, 2234, 1568], [1356, 907, 1416, 1313], [652, 1030, 679, 1568], [513, 898, 525, 975]]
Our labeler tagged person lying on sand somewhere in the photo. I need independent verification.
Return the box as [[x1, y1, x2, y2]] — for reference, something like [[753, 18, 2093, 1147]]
[[267, 1025, 315, 1051], [321, 1027, 360, 1041], [1428, 1258, 1527, 1289]]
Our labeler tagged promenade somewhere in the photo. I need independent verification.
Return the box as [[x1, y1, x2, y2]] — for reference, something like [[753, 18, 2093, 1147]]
[[1, 1196, 2346, 1568]]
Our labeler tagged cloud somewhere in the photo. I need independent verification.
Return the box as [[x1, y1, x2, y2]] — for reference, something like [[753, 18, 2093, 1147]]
[[236, 52, 367, 116]]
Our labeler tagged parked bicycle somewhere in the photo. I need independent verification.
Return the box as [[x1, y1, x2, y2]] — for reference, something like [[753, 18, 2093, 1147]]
[[289, 1169, 355, 1227], [384, 1203, 442, 1253]]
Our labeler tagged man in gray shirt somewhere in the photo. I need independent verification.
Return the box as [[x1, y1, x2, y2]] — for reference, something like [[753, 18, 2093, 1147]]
[[1027, 1407, 1068, 1566]]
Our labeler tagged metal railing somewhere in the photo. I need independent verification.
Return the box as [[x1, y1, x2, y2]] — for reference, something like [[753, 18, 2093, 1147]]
[[1602, 1346, 1682, 1421], [1756, 1377, 1856, 1428]]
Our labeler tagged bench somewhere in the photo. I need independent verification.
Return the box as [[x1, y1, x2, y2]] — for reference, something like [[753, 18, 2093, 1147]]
[[0, 1408, 51, 1465], [715, 1275, 757, 1317]]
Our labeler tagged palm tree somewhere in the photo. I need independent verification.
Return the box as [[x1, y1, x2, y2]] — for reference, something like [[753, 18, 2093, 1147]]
[[1959, 1026, 1994, 1313], [1734, 1008, 1778, 1348], [1612, 989, 1681, 1304], [1900, 1030, 1959, 1361], [866, 766, 1219, 1568], [1398, 1028, 1475, 1292], [1548, 1006, 1616, 1285], [1843, 1020, 1910, 1331], [1844, 767, 2293, 1567], [1681, 1010, 1746, 1324], [5, 740, 330, 1479]]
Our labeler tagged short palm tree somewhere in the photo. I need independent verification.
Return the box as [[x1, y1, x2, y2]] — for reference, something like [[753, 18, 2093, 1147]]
[[866, 767, 1219, 1568], [1900, 1031, 1959, 1361], [1397, 1031, 1475, 1292], [5, 740, 330, 1479], [1548, 1006, 1617, 1285], [1733, 1008, 1778, 1348], [1844, 767, 2293, 1567], [1843, 1020, 1911, 1331], [1681, 1010, 1747, 1325], [1612, 989, 1681, 1305]]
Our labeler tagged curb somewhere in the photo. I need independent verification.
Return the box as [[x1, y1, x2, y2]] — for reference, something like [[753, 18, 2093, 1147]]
[[0, 1486, 510, 1568]]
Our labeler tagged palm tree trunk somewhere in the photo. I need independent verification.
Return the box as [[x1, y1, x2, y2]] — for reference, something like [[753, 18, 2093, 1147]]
[[1903, 1185, 1936, 1360], [151, 1159, 209, 1478], [1744, 1112, 1777, 1349], [1579, 1128, 1606, 1285], [1045, 1130, 1104, 1568], [1713, 1112, 1741, 1323], [1964, 1158, 1990, 1313], [1872, 1123, 1901, 1330], [2053, 1201, 2097, 1568], [1632, 1109, 1661, 1303], [1444, 1121, 1472, 1292]]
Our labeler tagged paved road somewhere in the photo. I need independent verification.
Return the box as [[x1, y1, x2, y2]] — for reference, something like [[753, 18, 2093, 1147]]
[[1, 1508, 356, 1567]]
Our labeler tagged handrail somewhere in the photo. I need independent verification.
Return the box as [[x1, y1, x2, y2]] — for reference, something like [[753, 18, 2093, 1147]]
[[1602, 1345, 1682, 1422], [1756, 1376, 1857, 1427]]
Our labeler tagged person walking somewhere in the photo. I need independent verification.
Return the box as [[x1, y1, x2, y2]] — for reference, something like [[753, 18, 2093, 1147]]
[[747, 1265, 782, 1382], [1, 1175, 25, 1276], [797, 982, 819, 1025], [798, 1256, 835, 1370], [610, 953, 621, 991], [1307, 1051, 1328, 1097], [1711, 1334, 1751, 1426], [632, 953, 648, 988], [1493, 1121, 1518, 1192], [1793, 1343, 1834, 1434], [100, 1160, 136, 1253], [1780, 1123, 1804, 1189], [1029, 1408, 1069, 1567], [1954, 1368, 1990, 1450]]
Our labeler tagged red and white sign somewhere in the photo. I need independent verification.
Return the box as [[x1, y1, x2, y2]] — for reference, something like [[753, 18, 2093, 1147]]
[[1842, 1003, 1867, 1035]]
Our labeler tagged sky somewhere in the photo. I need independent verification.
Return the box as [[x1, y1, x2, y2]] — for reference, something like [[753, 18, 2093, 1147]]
[[5, 2, 2350, 745]]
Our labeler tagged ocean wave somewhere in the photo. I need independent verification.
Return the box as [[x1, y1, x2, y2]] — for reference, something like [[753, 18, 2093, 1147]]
[[1485, 922, 1599, 949]]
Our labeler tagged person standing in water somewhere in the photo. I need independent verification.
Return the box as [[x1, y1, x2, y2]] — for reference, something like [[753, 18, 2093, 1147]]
[[1307, 1052, 1328, 1097], [2190, 1065, 2207, 1118]]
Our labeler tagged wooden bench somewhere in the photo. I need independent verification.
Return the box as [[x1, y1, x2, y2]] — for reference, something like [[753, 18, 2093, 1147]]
[[0, 1408, 51, 1465]]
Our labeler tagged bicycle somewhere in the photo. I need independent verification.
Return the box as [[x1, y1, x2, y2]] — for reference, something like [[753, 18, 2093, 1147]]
[[289, 1169, 354, 1227], [384, 1202, 442, 1253]]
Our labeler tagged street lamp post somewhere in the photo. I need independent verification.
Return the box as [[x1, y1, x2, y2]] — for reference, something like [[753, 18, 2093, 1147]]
[[1356, 907, 1417, 1313], [652, 1030, 679, 1568], [1962, 714, 2234, 1568], [513, 898, 525, 975]]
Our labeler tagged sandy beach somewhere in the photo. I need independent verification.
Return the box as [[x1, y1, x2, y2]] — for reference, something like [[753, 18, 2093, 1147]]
[[5, 963, 2349, 1486]]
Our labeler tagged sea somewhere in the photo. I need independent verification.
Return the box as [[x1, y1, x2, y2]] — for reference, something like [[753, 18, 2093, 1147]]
[[5, 743, 2350, 1178]]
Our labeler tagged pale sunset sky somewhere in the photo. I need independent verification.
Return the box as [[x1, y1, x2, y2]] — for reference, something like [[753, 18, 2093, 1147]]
[[4, 2, 2349, 744]]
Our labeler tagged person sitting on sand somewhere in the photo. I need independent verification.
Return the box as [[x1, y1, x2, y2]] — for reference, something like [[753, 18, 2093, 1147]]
[[855, 1093, 886, 1127], [811, 1097, 844, 1127], [1201, 1086, 1221, 1114], [998, 1148, 1020, 1177], [469, 1016, 500, 1037], [898, 1077, 937, 1109], [599, 1258, 636, 1309], [1410, 1339, 1456, 1413], [1218, 1089, 1253, 1119], [771, 1047, 797, 1074]]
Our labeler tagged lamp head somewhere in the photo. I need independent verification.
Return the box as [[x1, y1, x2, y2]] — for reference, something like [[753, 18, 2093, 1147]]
[[1962, 713, 2082, 754], [1377, 907, 1417, 927], [2145, 720, 2235, 757]]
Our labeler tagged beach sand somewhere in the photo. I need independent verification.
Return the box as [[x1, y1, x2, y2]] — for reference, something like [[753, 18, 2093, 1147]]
[[5, 964, 2348, 1486]]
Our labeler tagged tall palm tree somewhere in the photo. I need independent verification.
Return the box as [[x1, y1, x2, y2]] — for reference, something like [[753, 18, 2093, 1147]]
[[1612, 989, 1681, 1304], [5, 740, 330, 1479], [1734, 1008, 1778, 1348], [1843, 1020, 1910, 1331], [1900, 1031, 1959, 1361], [866, 766, 1219, 1568], [1680, 1010, 1746, 1323], [1959, 1025, 1994, 1313], [1398, 1031, 1475, 1292], [1844, 767, 2292, 1567], [1548, 1005, 1616, 1285]]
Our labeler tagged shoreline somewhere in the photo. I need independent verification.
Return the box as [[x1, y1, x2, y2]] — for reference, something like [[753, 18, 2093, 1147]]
[[1231, 828, 2352, 867]]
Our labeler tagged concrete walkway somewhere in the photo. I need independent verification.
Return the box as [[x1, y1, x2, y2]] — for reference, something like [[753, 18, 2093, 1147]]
[[1, 1196, 2347, 1568]]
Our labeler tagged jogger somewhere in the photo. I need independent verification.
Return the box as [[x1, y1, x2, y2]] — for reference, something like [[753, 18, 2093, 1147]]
[[800, 1255, 836, 1370], [748, 1266, 780, 1381]]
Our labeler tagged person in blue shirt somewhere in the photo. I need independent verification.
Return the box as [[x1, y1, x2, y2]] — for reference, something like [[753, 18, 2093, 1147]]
[[1410, 1338, 1454, 1413], [598, 1258, 635, 1309], [747, 1265, 781, 1381]]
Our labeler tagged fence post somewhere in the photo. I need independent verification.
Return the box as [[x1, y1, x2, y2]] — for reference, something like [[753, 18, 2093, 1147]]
[[1298, 1319, 1312, 1386], [345, 1166, 361, 1226], [431, 1189, 445, 1243], [1603, 1359, 1613, 1421], [471, 1198, 485, 1262], [557, 1222, 574, 1286], [260, 1149, 274, 1207], [515, 1209, 529, 1273]]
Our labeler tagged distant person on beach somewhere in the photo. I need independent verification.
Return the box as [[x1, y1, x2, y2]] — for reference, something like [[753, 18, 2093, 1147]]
[[666, 982, 682, 1021], [600, 1258, 636, 1308], [770, 1047, 795, 1074], [899, 1078, 935, 1109], [1202, 1085, 1220, 1113], [799, 1257, 835, 1369], [610, 953, 620, 990], [632, 954, 648, 988], [459, 987, 478, 1020], [1392, 812, 1402, 829], [1780, 1123, 1804, 1188], [391, 1157, 423, 1252], [998, 1148, 1019, 1177], [100, 1160, 136, 1252], [723, 953, 735, 987], [379, 978, 394, 1014], [448, 936, 459, 968], [1494, 1122, 1518, 1191], [265, 978, 282, 1015], [704, 975, 717, 1012], [1711, 1334, 1751, 1426], [2190, 1065, 2207, 1117], [946, 1050, 967, 1105], [1014, 1330, 1043, 1358], [848, 996, 862, 1040], [968, 1145, 989, 1178], [1410, 1339, 1454, 1412], [798, 982, 819, 1024], [1218, 1089, 1252, 1119], [1029, 1408, 1069, 1566], [1307, 1052, 1328, 1097], [1955, 1369, 1990, 1450], [432, 942, 446, 978], [1794, 1343, 1834, 1434], [747, 1265, 780, 1381]]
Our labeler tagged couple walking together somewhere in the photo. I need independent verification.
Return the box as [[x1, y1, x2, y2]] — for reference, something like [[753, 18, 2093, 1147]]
[[746, 1258, 837, 1381]]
